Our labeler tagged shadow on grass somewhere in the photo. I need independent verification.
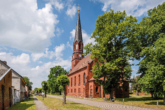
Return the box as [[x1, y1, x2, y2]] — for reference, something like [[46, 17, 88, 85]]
[[69, 102, 81, 105], [145, 101, 164, 105], [7, 98, 35, 110]]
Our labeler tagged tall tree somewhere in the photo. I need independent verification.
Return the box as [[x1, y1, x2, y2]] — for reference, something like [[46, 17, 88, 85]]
[[38, 88, 42, 93], [56, 75, 69, 104], [41, 81, 48, 97], [48, 66, 67, 94], [138, 37, 165, 103], [132, 2, 165, 103], [84, 9, 136, 99], [23, 76, 33, 90], [34, 88, 38, 93], [131, 2, 165, 60]]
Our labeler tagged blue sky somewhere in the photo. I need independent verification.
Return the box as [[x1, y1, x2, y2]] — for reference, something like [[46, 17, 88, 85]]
[[0, 0, 164, 89]]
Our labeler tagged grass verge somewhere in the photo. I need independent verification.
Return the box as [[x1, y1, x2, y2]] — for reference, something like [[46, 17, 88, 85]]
[[48, 94, 165, 109], [36, 95, 105, 110], [7, 95, 36, 110]]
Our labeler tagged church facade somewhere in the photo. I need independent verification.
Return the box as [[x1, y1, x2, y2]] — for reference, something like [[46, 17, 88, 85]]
[[66, 10, 129, 98]]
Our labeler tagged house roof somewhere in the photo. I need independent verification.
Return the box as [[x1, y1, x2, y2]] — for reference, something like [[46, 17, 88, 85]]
[[0, 68, 11, 81], [69, 54, 92, 75], [0, 60, 26, 84], [0, 69, 7, 77]]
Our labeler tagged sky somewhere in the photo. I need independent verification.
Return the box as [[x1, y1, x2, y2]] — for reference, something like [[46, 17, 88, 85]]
[[0, 0, 164, 89]]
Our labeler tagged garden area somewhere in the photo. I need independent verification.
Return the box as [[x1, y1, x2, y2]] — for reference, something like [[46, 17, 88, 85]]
[[7, 95, 36, 110]]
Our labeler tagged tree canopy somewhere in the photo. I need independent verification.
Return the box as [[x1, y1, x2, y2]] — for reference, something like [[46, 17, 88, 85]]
[[47, 66, 67, 94], [84, 9, 135, 99], [23, 76, 33, 90], [56, 75, 69, 104]]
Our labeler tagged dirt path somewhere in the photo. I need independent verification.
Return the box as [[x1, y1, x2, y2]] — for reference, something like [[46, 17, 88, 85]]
[[33, 95, 49, 110], [47, 95, 160, 110]]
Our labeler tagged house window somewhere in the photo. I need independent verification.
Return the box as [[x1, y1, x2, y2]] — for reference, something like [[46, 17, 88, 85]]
[[96, 87, 98, 93], [71, 89, 72, 93], [75, 76, 76, 86], [71, 78, 72, 87], [79, 75, 80, 85], [78, 88, 81, 93], [84, 73, 86, 84], [74, 89, 76, 93], [125, 89, 127, 93], [68, 89, 69, 93]]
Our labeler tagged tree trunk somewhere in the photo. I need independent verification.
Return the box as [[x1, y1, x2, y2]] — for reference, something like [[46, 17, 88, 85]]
[[136, 90, 139, 96], [151, 92, 153, 98], [63, 86, 66, 104], [60, 91, 61, 95], [164, 93, 165, 105], [110, 89, 113, 99], [45, 90, 46, 97]]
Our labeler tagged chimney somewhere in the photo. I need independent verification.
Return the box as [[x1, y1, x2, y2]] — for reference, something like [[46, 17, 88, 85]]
[[3, 61, 7, 65]]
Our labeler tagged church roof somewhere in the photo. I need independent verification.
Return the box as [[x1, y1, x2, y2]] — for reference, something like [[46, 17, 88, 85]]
[[69, 54, 92, 75], [74, 11, 83, 43]]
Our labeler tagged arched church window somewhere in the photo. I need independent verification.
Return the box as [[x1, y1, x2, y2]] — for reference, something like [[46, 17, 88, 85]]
[[79, 75, 80, 85], [96, 87, 98, 93], [76, 44, 78, 50], [84, 73, 86, 84], [75, 76, 76, 86], [79, 44, 81, 49]]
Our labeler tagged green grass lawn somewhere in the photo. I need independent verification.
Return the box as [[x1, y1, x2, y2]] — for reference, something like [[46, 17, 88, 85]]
[[7, 96, 36, 110], [36, 95, 105, 110], [48, 94, 165, 109]]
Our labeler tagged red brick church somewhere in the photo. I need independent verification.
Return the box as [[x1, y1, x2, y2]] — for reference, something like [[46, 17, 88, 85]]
[[66, 9, 129, 98]]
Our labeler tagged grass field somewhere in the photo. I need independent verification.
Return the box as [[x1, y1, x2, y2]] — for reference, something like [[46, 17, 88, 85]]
[[36, 95, 105, 110], [7, 96, 36, 110], [48, 94, 165, 109]]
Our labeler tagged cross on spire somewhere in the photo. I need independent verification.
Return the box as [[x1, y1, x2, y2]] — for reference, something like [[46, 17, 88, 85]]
[[78, 5, 80, 13]]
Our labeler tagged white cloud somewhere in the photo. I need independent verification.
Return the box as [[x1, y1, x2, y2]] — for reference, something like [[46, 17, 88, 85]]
[[90, 0, 165, 16], [132, 69, 138, 72], [128, 60, 133, 64], [11, 53, 30, 65], [0, 0, 58, 53], [66, 5, 77, 18], [70, 29, 95, 45], [31, 44, 65, 61], [48, 0, 64, 11], [56, 27, 64, 37], [67, 41, 73, 49], [0, 49, 71, 89]]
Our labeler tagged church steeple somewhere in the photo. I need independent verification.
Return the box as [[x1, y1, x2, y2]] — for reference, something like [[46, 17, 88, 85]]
[[74, 6, 83, 43], [71, 5, 84, 69]]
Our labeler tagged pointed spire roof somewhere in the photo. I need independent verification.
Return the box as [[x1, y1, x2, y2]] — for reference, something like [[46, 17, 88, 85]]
[[74, 8, 83, 43]]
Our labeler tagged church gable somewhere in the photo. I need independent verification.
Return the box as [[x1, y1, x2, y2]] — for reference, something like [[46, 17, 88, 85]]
[[69, 54, 92, 75]]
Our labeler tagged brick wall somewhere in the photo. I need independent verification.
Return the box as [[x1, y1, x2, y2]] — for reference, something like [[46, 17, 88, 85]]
[[0, 71, 12, 110], [67, 67, 87, 97]]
